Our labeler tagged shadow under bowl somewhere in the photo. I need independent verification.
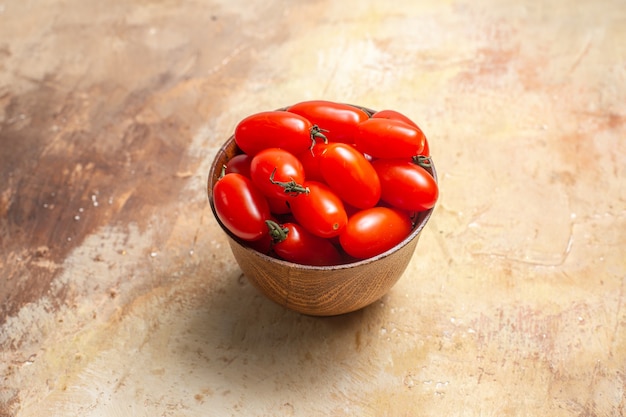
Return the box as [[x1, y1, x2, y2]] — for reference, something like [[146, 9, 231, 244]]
[[207, 119, 436, 316]]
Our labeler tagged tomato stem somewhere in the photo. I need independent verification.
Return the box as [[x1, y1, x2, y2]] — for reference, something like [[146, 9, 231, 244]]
[[219, 164, 227, 179], [412, 155, 432, 169], [266, 220, 289, 243], [310, 125, 329, 150], [269, 168, 310, 195]]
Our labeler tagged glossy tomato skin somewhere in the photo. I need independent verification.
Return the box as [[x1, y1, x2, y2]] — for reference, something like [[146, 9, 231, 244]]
[[372, 109, 417, 126], [372, 109, 429, 156], [355, 118, 426, 159], [288, 100, 370, 143], [213, 173, 271, 241], [297, 142, 329, 182], [268, 221, 342, 266], [245, 228, 273, 254], [250, 148, 306, 201], [235, 111, 319, 156], [319, 143, 381, 209], [267, 196, 291, 214], [339, 207, 413, 259], [371, 159, 438, 212], [225, 153, 253, 177], [288, 181, 348, 238]]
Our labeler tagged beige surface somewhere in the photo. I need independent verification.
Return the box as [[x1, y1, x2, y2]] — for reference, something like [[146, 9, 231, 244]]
[[1, 0, 625, 416]]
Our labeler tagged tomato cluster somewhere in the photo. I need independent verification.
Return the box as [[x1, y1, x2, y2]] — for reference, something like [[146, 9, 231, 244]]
[[212, 100, 438, 266]]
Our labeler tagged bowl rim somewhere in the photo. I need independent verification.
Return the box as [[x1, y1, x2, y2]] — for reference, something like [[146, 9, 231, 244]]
[[207, 105, 437, 271]]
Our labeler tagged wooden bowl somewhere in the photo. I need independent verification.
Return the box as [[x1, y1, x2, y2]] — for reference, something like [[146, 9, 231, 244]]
[[207, 113, 437, 316]]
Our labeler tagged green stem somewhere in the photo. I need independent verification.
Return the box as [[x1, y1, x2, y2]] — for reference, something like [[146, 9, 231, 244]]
[[310, 125, 329, 149], [269, 168, 310, 196], [412, 155, 432, 169], [266, 220, 289, 243]]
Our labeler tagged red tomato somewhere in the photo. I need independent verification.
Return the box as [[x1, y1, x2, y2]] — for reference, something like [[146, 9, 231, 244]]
[[225, 153, 253, 177], [372, 109, 429, 156], [372, 109, 417, 127], [266, 220, 342, 266], [355, 118, 426, 159], [235, 111, 327, 156], [371, 159, 438, 212], [212, 173, 271, 241], [250, 148, 306, 200], [267, 196, 291, 214], [245, 229, 273, 255], [288, 100, 370, 143], [288, 181, 348, 238], [296, 142, 329, 182], [339, 207, 413, 259], [319, 143, 381, 209]]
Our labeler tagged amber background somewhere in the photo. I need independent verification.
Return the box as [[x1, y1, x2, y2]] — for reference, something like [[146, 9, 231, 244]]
[[1, 1, 625, 416]]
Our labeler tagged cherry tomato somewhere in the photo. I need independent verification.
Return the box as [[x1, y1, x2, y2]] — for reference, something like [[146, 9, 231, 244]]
[[371, 159, 438, 212], [212, 173, 271, 241], [319, 143, 381, 209], [225, 153, 253, 177], [288, 100, 370, 143], [235, 111, 326, 156], [339, 207, 413, 259], [372, 109, 429, 156], [355, 118, 426, 159], [296, 142, 329, 182], [267, 196, 291, 214], [266, 220, 342, 266], [288, 181, 348, 238], [245, 228, 273, 255], [250, 148, 306, 200]]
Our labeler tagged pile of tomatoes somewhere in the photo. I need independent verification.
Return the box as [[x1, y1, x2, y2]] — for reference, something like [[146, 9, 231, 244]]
[[212, 100, 438, 266]]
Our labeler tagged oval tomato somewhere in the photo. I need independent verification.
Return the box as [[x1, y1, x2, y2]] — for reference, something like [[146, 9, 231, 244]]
[[355, 118, 426, 159], [245, 228, 273, 255], [250, 148, 306, 200], [339, 207, 413, 259], [235, 111, 326, 156], [267, 196, 291, 214], [225, 153, 253, 177], [288, 181, 348, 238], [266, 220, 342, 266], [319, 143, 381, 209], [212, 173, 271, 241], [372, 109, 429, 156], [372, 109, 417, 126], [371, 159, 438, 212], [288, 100, 370, 143], [296, 142, 329, 182]]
